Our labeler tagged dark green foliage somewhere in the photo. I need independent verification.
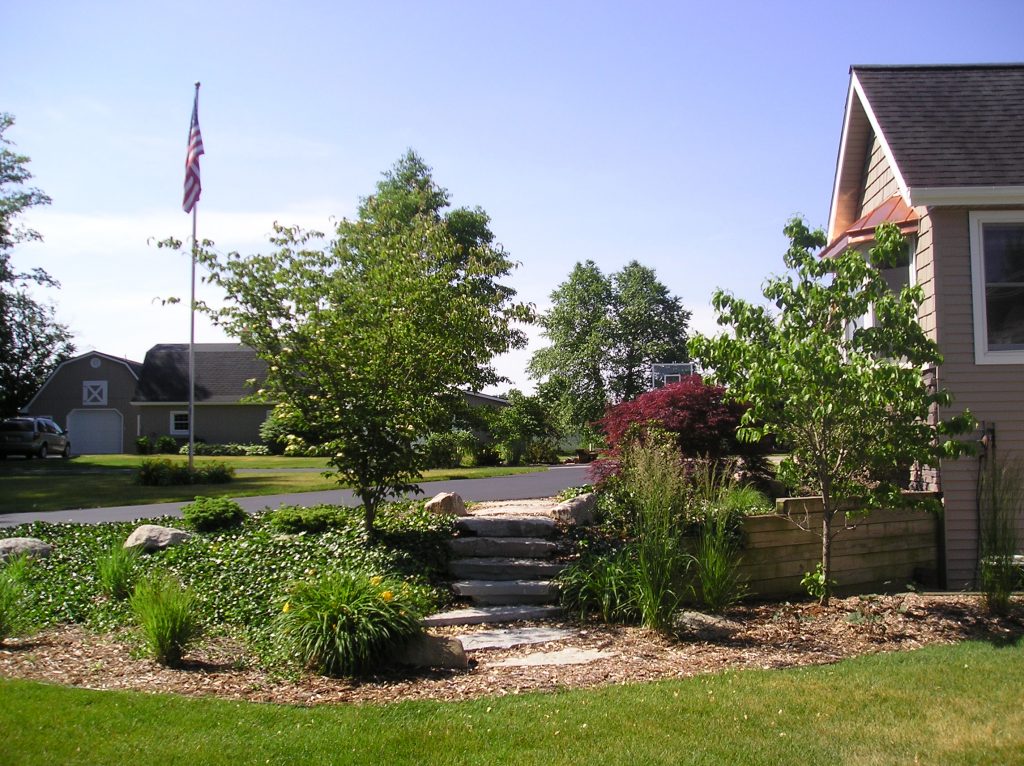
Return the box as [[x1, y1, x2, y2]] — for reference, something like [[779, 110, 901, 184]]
[[130, 572, 201, 666], [177, 443, 271, 457], [135, 459, 233, 486], [276, 570, 425, 676], [486, 389, 560, 466], [470, 443, 501, 467], [0, 502, 451, 663], [268, 505, 350, 534], [0, 114, 76, 417], [96, 544, 140, 600], [421, 430, 475, 469], [181, 496, 247, 532]]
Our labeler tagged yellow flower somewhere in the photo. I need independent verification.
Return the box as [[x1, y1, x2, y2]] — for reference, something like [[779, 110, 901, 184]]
[[381, 591, 394, 602], [282, 602, 291, 613], [369, 576, 383, 586]]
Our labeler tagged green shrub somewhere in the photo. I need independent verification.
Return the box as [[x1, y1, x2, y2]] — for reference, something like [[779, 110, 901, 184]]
[[470, 444, 502, 467], [181, 496, 247, 532], [559, 547, 640, 623], [96, 545, 140, 600], [135, 436, 154, 455], [422, 430, 474, 469], [135, 459, 234, 486], [177, 443, 271, 457], [524, 440, 559, 465], [268, 505, 350, 534], [155, 436, 179, 454], [276, 570, 425, 677], [130, 572, 202, 666], [557, 484, 595, 502]]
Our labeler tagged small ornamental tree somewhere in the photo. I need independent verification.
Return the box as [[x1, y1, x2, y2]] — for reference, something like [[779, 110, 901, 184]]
[[598, 375, 748, 459], [690, 218, 974, 604], [164, 152, 531, 536]]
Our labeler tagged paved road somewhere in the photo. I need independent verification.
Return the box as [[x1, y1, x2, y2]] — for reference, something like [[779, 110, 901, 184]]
[[0, 465, 592, 527]]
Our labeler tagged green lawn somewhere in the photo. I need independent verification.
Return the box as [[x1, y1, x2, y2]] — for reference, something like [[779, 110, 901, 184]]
[[0, 640, 1021, 765], [0, 456, 539, 514]]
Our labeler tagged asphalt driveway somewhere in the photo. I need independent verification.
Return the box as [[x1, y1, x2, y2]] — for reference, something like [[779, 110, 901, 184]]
[[0, 465, 592, 527]]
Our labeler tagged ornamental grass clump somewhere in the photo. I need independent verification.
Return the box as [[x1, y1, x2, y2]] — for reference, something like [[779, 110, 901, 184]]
[[277, 570, 425, 677], [559, 547, 641, 623], [620, 438, 692, 631], [0, 558, 33, 641], [96, 544, 140, 600], [130, 572, 201, 666], [979, 455, 1024, 616]]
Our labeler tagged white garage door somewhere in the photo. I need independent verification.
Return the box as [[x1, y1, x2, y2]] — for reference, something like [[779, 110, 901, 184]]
[[67, 410, 123, 454]]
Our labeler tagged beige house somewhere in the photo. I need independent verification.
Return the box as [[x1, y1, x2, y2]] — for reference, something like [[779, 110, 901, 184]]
[[826, 64, 1024, 588]]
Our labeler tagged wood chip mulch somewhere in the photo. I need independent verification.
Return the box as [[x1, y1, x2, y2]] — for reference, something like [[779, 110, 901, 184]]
[[1, 594, 1020, 707]]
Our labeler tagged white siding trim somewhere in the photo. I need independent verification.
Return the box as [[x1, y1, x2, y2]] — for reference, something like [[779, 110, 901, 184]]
[[968, 210, 1024, 365]]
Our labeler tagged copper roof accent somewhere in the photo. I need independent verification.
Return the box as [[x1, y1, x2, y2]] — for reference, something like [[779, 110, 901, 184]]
[[821, 194, 919, 259]]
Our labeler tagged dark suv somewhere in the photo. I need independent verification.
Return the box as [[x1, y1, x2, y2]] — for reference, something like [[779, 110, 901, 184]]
[[0, 417, 71, 459]]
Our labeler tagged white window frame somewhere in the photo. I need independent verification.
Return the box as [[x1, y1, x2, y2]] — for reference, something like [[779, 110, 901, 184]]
[[969, 211, 1024, 365], [169, 411, 189, 436], [82, 380, 108, 406], [844, 239, 917, 342]]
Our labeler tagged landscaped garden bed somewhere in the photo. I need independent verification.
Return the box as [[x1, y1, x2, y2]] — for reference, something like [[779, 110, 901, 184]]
[[1, 592, 1020, 705]]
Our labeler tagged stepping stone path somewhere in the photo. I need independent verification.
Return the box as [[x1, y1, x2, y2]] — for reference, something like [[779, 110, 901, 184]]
[[424, 497, 582, 627], [456, 626, 575, 651]]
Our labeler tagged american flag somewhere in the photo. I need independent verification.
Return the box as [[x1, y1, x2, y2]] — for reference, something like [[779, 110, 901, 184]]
[[182, 90, 204, 213]]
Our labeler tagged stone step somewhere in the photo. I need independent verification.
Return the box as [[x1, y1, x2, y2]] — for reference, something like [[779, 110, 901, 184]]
[[421, 604, 563, 627], [447, 536, 558, 559], [456, 516, 558, 539], [452, 579, 559, 606], [448, 557, 567, 580]]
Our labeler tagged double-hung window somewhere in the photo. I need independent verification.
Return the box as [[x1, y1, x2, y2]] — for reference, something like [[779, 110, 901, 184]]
[[969, 212, 1024, 364]]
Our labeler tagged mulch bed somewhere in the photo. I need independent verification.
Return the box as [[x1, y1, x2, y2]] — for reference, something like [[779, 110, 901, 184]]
[[2, 593, 1021, 706]]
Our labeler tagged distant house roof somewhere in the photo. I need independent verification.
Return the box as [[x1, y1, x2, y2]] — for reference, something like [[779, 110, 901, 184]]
[[22, 350, 144, 412], [132, 344, 268, 404], [829, 64, 1024, 241]]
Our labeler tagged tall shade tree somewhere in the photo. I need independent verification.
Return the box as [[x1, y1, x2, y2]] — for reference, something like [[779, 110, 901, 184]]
[[0, 114, 74, 416], [609, 260, 691, 401], [529, 259, 690, 440], [175, 151, 531, 534], [690, 218, 973, 604]]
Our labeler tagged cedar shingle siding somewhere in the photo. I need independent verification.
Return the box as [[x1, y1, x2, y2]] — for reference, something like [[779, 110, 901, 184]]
[[829, 64, 1024, 587]]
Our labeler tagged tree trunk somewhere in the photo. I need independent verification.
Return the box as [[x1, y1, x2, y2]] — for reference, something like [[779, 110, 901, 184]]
[[821, 511, 832, 606]]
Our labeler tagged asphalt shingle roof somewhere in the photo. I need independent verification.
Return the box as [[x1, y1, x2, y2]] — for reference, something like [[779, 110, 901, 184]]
[[132, 344, 267, 403], [854, 64, 1024, 189]]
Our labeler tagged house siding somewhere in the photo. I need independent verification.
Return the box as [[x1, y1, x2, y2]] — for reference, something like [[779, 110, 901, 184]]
[[137, 405, 272, 445], [929, 206, 1024, 588], [858, 132, 901, 216], [22, 354, 138, 453]]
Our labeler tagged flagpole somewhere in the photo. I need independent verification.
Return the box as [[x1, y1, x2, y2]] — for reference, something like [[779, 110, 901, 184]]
[[187, 81, 200, 473]]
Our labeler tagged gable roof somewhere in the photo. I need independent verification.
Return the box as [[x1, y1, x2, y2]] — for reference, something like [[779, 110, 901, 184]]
[[829, 64, 1024, 241], [132, 344, 268, 404]]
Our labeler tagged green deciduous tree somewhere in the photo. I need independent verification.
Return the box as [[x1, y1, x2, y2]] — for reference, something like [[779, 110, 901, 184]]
[[0, 113, 75, 416], [529, 260, 690, 441], [690, 218, 974, 604], [486, 389, 560, 466], [175, 151, 530, 534]]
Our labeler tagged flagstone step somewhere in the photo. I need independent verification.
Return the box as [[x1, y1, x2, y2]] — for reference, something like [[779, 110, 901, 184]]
[[448, 557, 567, 580], [447, 536, 558, 559], [421, 604, 564, 627], [452, 579, 558, 605], [456, 516, 558, 539]]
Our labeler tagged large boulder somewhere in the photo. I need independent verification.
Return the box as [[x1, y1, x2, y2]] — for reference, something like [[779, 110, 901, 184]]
[[390, 633, 468, 669], [672, 610, 742, 642], [425, 492, 468, 517], [550, 493, 597, 526], [0, 537, 53, 563], [124, 524, 192, 552]]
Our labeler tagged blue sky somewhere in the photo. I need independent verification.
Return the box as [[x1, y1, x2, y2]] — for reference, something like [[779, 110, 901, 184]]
[[6, 0, 1024, 392]]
